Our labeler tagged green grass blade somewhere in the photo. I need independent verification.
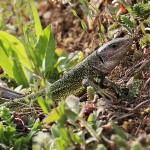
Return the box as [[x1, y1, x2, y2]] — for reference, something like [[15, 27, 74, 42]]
[[31, 1, 43, 39]]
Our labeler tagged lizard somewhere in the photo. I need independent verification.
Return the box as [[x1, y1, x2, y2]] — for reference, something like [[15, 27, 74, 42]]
[[0, 37, 133, 110]]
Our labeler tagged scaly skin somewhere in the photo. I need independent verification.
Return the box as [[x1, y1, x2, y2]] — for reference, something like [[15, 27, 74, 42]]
[[50, 37, 133, 101], [0, 37, 133, 110]]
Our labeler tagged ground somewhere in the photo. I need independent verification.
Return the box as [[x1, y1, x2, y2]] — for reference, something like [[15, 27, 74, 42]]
[[0, 0, 150, 149]]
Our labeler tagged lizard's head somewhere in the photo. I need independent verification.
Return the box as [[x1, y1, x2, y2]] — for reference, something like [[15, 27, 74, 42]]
[[96, 37, 133, 73]]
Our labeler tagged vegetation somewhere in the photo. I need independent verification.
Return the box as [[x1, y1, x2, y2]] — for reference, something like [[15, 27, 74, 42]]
[[0, 0, 149, 149]]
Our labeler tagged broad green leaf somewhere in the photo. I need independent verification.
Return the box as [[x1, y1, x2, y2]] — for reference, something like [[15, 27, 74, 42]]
[[34, 25, 51, 70], [43, 107, 61, 123], [0, 32, 30, 86], [42, 25, 56, 78], [43, 100, 66, 124], [31, 1, 42, 39], [0, 42, 14, 79], [0, 31, 31, 69], [11, 50, 29, 86], [51, 125, 60, 138], [37, 97, 49, 114]]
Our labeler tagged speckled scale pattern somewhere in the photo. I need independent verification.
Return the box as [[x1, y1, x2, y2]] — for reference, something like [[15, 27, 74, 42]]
[[50, 52, 103, 101]]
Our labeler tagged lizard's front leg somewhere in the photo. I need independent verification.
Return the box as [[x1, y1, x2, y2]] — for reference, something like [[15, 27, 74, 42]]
[[82, 62, 116, 100]]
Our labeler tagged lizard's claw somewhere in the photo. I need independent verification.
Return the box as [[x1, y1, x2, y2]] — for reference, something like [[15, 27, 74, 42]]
[[96, 88, 116, 101]]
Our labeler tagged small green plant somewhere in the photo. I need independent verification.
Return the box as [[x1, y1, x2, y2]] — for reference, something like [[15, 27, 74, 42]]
[[0, 106, 41, 149], [0, 1, 83, 88]]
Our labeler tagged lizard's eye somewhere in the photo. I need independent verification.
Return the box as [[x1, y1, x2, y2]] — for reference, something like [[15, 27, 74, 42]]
[[111, 43, 118, 49]]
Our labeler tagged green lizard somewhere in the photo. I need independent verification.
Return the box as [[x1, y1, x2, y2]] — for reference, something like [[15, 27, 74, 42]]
[[0, 37, 133, 110]]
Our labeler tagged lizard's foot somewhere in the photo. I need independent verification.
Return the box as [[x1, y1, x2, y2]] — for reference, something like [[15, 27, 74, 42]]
[[96, 87, 116, 100], [85, 79, 116, 101]]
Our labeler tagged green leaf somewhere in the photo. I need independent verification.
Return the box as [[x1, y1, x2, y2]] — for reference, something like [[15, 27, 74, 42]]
[[42, 25, 56, 78], [31, 1, 42, 39], [37, 97, 49, 114], [0, 31, 30, 86], [67, 127, 83, 144], [0, 31, 31, 69], [43, 107, 61, 124], [14, 133, 34, 150], [0, 122, 5, 143], [0, 107, 12, 124], [54, 137, 67, 150], [121, 15, 134, 29], [81, 20, 88, 30], [139, 34, 150, 46], [34, 25, 51, 70], [43, 100, 67, 125], [32, 118, 41, 131], [71, 9, 78, 17], [51, 125, 60, 138], [140, 22, 146, 34], [133, 3, 150, 19], [100, 24, 105, 33], [59, 127, 71, 143]]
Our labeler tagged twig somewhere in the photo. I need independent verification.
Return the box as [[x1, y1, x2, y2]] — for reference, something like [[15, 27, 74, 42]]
[[134, 58, 150, 74], [115, 99, 150, 121], [114, 112, 134, 121], [132, 99, 150, 112]]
